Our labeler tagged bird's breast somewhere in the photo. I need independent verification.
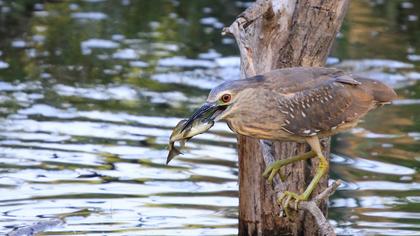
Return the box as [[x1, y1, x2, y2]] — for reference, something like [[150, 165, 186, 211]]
[[226, 115, 289, 140]]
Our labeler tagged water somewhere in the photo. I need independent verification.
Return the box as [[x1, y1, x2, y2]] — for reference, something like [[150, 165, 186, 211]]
[[0, 0, 419, 235]]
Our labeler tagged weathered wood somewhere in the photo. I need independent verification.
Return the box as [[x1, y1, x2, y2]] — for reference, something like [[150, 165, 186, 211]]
[[223, 0, 349, 235], [298, 180, 342, 236]]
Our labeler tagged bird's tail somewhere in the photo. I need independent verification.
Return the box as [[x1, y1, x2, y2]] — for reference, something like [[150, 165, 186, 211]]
[[356, 77, 398, 104]]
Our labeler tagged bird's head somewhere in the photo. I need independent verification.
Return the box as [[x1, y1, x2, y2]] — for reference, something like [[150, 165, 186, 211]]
[[181, 76, 265, 131]]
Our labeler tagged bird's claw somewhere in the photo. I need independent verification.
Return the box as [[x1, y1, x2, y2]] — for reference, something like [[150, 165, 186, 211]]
[[263, 160, 287, 185], [277, 191, 306, 218]]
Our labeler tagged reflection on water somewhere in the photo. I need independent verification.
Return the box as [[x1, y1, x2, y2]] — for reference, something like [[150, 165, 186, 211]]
[[0, 0, 419, 235]]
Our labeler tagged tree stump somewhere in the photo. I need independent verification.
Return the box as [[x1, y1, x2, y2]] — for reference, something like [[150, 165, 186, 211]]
[[222, 0, 349, 235]]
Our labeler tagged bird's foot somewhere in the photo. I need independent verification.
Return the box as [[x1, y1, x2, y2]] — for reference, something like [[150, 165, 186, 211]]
[[262, 160, 288, 184], [277, 191, 308, 218]]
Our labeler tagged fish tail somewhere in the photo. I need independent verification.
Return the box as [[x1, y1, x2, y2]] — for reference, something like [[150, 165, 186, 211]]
[[166, 146, 183, 165], [173, 147, 182, 156]]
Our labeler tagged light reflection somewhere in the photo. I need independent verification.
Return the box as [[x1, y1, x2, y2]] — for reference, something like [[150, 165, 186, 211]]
[[0, 0, 419, 235]]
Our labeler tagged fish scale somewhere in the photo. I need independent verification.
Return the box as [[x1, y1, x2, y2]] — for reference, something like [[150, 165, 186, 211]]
[[167, 118, 214, 164]]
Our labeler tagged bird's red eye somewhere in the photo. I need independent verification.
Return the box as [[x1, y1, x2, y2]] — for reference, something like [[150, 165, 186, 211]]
[[221, 94, 231, 103]]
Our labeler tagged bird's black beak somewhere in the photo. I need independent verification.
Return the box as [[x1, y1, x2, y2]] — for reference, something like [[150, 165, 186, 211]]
[[181, 102, 225, 131]]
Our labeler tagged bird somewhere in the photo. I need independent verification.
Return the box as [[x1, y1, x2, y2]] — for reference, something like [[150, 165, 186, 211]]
[[180, 67, 397, 213]]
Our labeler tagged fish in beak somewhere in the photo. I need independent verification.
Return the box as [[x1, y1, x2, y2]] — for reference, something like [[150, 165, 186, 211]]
[[166, 102, 228, 164], [166, 117, 214, 164]]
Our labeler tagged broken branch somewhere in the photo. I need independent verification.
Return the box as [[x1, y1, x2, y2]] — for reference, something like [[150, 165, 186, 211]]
[[261, 139, 341, 236]]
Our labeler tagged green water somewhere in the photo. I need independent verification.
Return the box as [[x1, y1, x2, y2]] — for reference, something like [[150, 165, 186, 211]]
[[0, 0, 419, 235]]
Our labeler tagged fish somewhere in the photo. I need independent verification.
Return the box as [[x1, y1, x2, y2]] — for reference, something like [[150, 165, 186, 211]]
[[166, 120, 188, 165], [166, 118, 214, 164]]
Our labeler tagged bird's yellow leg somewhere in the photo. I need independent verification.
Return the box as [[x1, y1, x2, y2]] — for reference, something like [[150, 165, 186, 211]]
[[263, 150, 316, 185], [277, 136, 329, 214]]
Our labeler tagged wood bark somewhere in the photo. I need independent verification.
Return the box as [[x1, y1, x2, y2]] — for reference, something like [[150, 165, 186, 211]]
[[222, 0, 349, 235]]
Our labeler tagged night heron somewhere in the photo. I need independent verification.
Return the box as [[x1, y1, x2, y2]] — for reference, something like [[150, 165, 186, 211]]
[[181, 67, 397, 211]]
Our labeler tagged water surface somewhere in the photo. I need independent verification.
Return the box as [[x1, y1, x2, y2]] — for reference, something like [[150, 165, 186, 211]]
[[0, 0, 419, 235]]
